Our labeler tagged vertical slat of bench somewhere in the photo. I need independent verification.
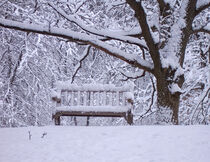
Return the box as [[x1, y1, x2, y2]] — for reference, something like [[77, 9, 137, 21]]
[[61, 91, 63, 106], [122, 92, 125, 106], [61, 91, 64, 106], [67, 91, 71, 106], [64, 91, 68, 106], [102, 91, 106, 106], [71, 91, 74, 106], [96, 92, 100, 106], [84, 91, 87, 106], [90, 91, 93, 106], [77, 91, 80, 105], [109, 92, 112, 106], [56, 98, 61, 107], [116, 91, 119, 106]]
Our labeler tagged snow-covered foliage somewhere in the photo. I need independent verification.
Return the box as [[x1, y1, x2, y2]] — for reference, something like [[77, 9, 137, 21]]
[[0, 0, 209, 126]]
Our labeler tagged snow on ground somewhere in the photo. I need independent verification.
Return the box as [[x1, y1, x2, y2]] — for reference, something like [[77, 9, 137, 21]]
[[0, 126, 209, 162]]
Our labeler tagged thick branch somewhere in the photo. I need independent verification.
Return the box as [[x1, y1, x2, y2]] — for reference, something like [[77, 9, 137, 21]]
[[126, 0, 161, 75], [0, 18, 154, 73], [179, 0, 197, 67], [157, 0, 166, 13]]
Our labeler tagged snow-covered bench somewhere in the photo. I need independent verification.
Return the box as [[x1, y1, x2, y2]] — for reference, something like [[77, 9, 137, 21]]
[[51, 83, 134, 125]]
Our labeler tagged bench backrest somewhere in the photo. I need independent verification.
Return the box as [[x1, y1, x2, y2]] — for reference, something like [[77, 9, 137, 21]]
[[52, 83, 134, 108]]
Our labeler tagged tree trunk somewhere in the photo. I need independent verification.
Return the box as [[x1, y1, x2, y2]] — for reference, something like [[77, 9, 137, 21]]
[[155, 68, 184, 125]]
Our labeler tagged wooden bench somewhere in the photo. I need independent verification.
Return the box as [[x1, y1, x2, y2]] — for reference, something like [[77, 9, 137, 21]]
[[51, 83, 134, 125]]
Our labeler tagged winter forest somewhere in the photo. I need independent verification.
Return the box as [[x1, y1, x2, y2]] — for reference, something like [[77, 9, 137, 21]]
[[0, 0, 209, 127]]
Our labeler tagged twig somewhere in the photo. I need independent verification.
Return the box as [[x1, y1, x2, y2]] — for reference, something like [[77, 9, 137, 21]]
[[71, 45, 91, 83], [28, 131, 32, 140], [190, 87, 209, 124], [135, 75, 156, 120]]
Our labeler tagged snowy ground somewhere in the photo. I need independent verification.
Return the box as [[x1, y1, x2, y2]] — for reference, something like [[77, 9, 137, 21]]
[[0, 126, 209, 162]]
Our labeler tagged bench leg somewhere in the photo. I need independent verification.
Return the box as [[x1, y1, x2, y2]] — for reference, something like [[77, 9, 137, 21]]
[[73, 117, 77, 126], [55, 116, 60, 125], [126, 111, 133, 125], [86, 116, 90, 126]]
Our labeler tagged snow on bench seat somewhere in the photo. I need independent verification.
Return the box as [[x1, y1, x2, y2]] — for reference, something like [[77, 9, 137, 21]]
[[55, 106, 130, 113]]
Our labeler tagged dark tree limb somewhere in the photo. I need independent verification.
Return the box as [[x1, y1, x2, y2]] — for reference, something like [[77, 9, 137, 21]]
[[48, 2, 146, 48], [195, 2, 210, 16], [71, 46, 91, 83], [0, 18, 154, 73], [126, 0, 161, 75], [157, 0, 166, 13], [192, 28, 210, 35], [178, 0, 197, 67]]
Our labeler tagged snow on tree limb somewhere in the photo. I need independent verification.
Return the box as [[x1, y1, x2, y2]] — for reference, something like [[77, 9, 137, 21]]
[[0, 0, 6, 7], [196, 1, 210, 15], [190, 86, 210, 124], [178, 0, 197, 66], [119, 69, 145, 80], [0, 18, 154, 72], [193, 27, 210, 34], [126, 0, 161, 71], [204, 23, 210, 32], [157, 0, 166, 13], [48, 2, 146, 48]]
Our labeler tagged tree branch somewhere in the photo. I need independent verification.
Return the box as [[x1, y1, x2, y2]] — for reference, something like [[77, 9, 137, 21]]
[[48, 2, 147, 48], [126, 0, 161, 74], [71, 46, 91, 83], [0, 18, 154, 73], [178, 0, 197, 67], [195, 2, 210, 16], [192, 28, 210, 35], [119, 69, 145, 81], [0, 0, 7, 7], [135, 76, 156, 121], [157, 0, 166, 13], [74, 1, 86, 14], [190, 86, 210, 124]]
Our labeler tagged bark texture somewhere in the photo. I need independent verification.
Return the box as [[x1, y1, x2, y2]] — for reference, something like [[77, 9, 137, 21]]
[[155, 67, 184, 125]]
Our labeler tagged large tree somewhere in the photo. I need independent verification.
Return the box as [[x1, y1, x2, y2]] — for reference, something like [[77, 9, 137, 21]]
[[0, 0, 209, 124]]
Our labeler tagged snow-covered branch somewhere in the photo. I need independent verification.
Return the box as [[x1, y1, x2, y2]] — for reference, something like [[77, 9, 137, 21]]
[[126, 0, 161, 70], [196, 1, 210, 16], [0, 18, 154, 72], [48, 2, 146, 48], [107, 0, 126, 7], [157, 0, 166, 13], [119, 69, 145, 81], [192, 27, 210, 34], [0, 0, 6, 7], [190, 86, 210, 124], [71, 46, 91, 83]]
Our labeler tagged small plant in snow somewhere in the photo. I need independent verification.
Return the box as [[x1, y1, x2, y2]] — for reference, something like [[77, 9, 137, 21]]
[[41, 132, 47, 138], [28, 131, 32, 140]]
